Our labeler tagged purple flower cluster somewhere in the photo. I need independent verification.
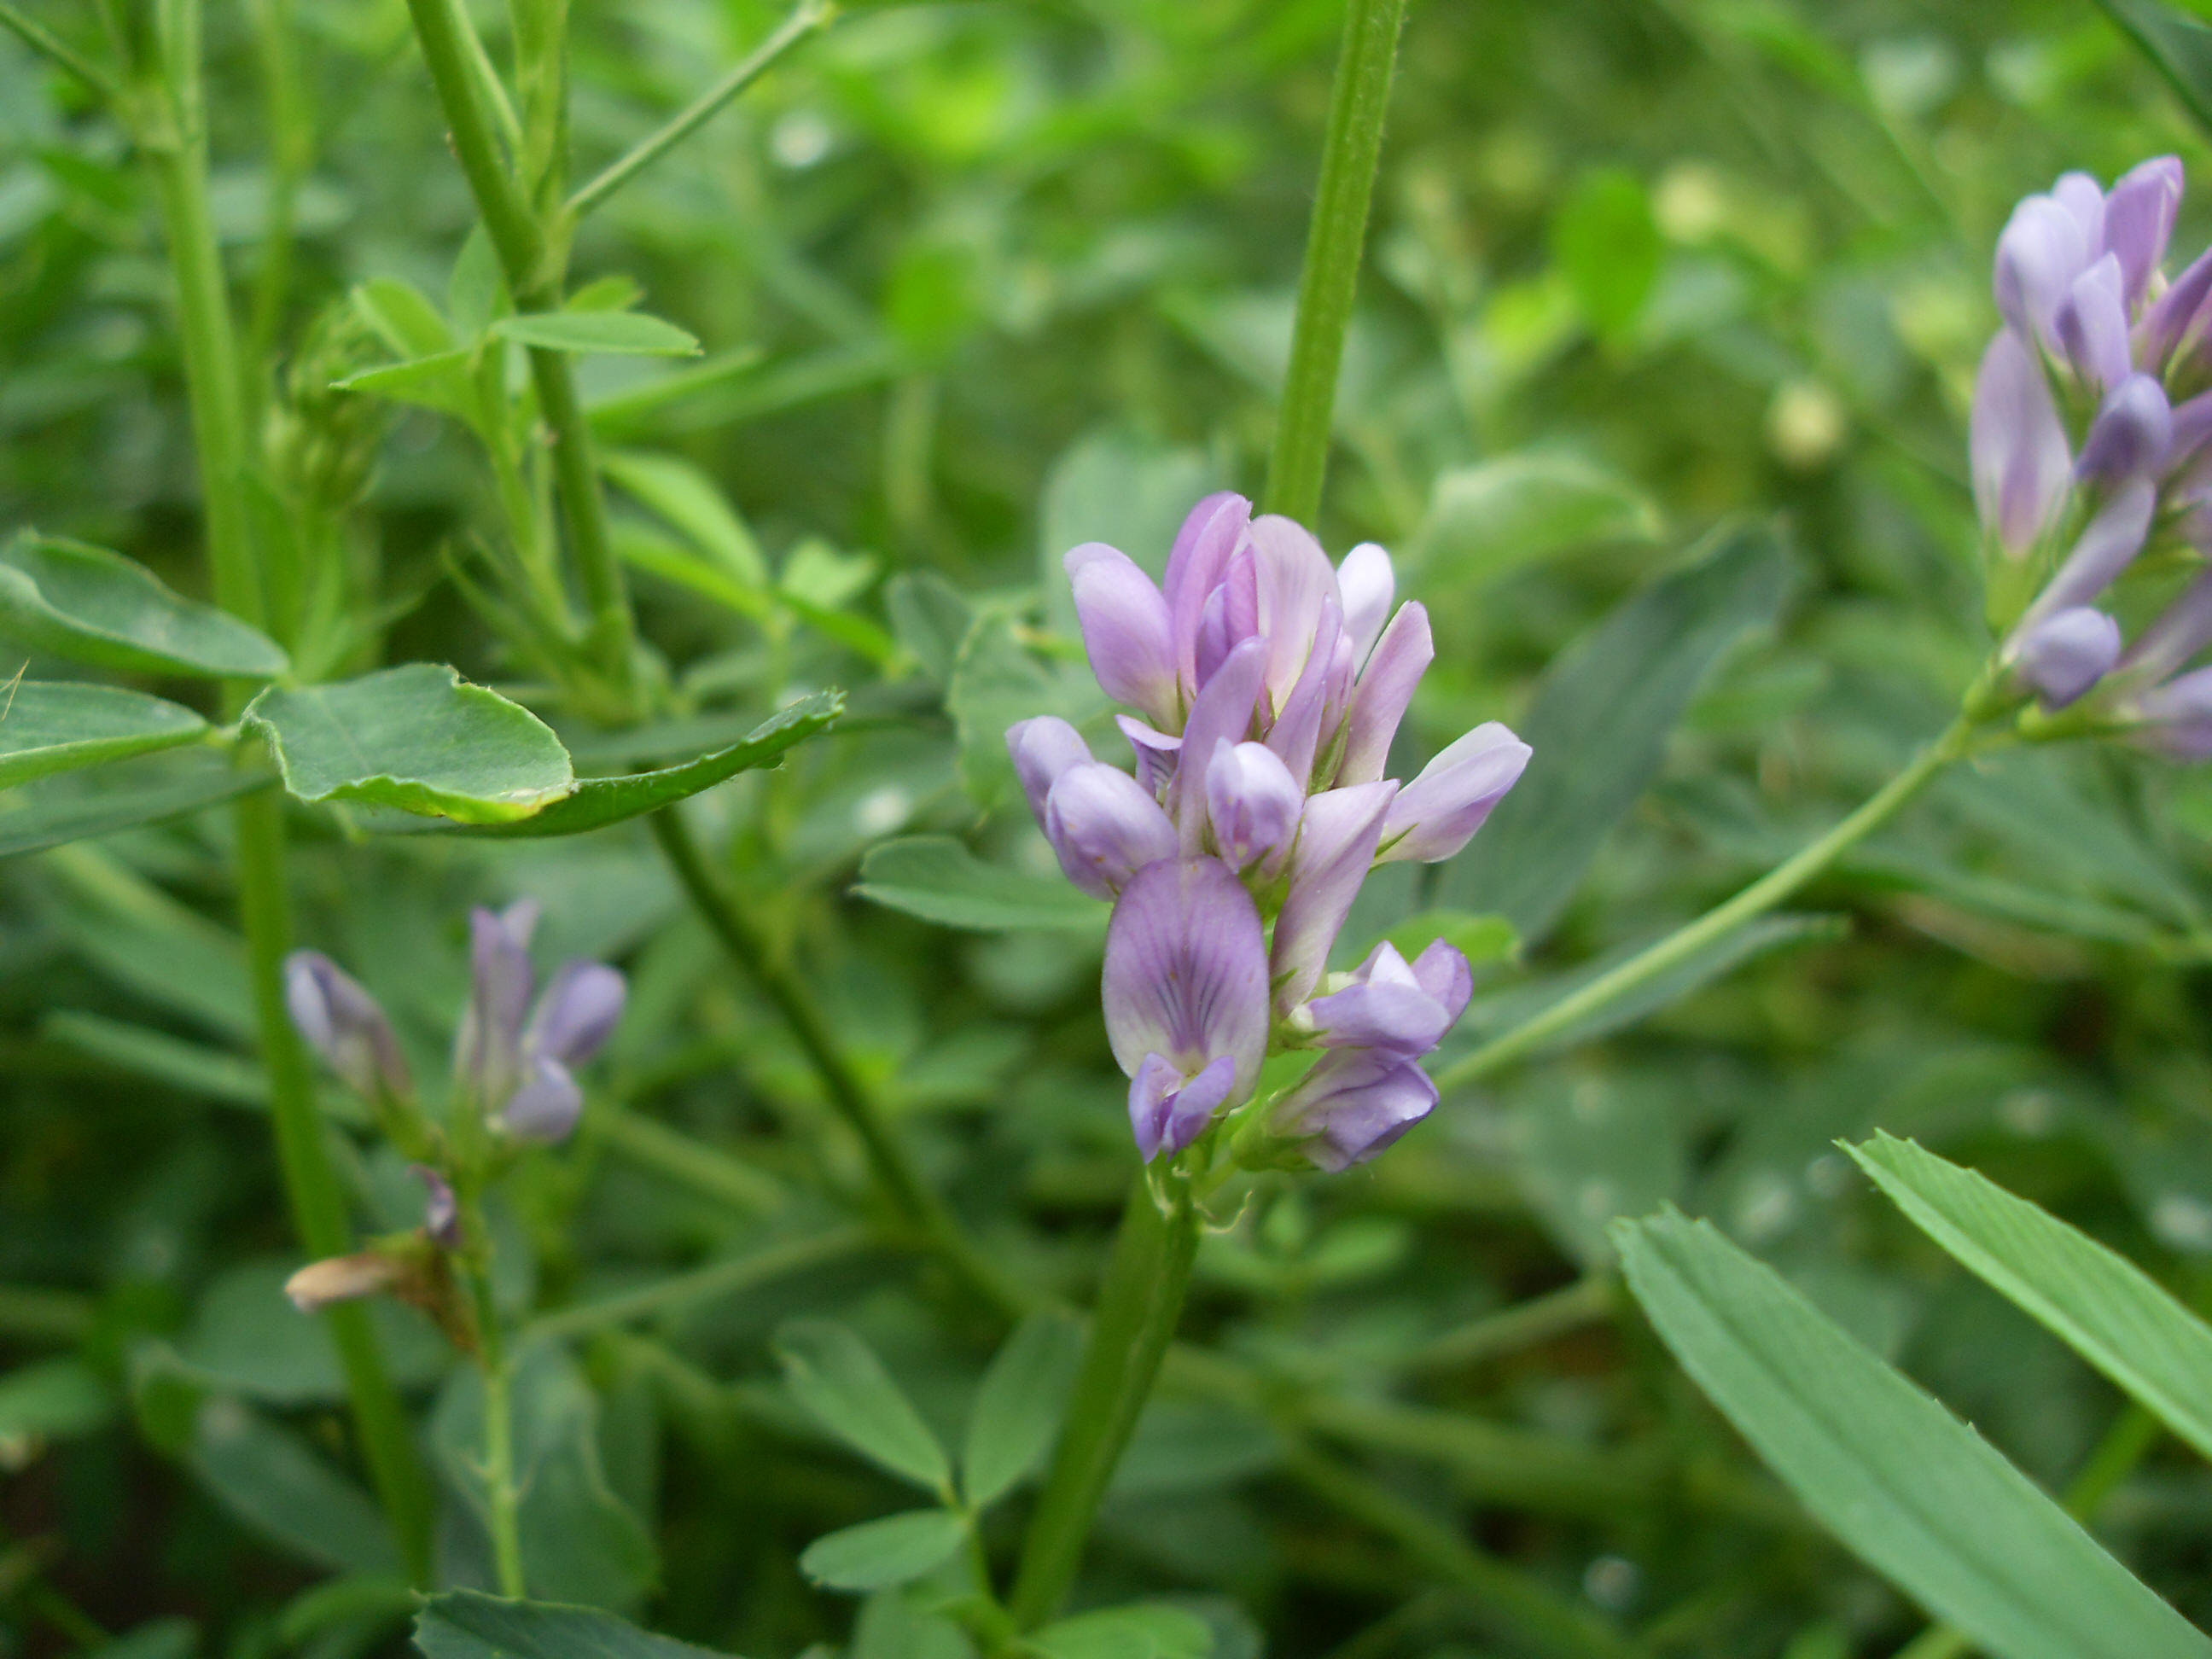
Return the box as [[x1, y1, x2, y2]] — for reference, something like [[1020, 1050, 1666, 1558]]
[[1971, 158, 2212, 751], [285, 898, 625, 1147], [1008, 493, 1530, 1171]]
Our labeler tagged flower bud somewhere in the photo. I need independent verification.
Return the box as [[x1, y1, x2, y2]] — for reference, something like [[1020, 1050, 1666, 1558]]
[[2075, 373, 2171, 483], [2011, 607, 2122, 707], [2055, 254, 2131, 393], [284, 1252, 401, 1313], [1303, 938, 1473, 1061], [1270, 1051, 1439, 1173], [1044, 761, 1179, 899], [1205, 739, 1302, 875], [1006, 717, 1093, 827], [498, 1057, 585, 1143], [2104, 154, 2183, 307], [412, 1165, 462, 1249], [1994, 194, 2092, 352], [284, 952, 411, 1103], [1066, 544, 1179, 725], [1338, 602, 1434, 787], [1336, 542, 1396, 665], [527, 961, 626, 1068], [1970, 332, 2070, 559]]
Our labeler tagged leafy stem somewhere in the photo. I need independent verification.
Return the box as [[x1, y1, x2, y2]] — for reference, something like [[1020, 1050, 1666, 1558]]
[[0, 3, 120, 102], [1261, 0, 1409, 530], [465, 1251, 528, 1598]]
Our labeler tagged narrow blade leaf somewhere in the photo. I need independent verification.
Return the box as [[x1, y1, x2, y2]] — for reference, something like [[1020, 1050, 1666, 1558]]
[[1852, 1132, 2212, 1464], [493, 311, 702, 358], [773, 1319, 950, 1493], [1615, 1210, 2211, 1659], [0, 683, 207, 787], [0, 534, 288, 678], [797, 1510, 965, 1592], [853, 836, 1108, 932], [244, 664, 575, 824], [961, 1311, 1084, 1509]]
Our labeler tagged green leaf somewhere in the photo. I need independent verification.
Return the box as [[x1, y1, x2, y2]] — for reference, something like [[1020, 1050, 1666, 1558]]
[[244, 664, 575, 824], [2096, 0, 2212, 138], [0, 1356, 116, 1444], [853, 836, 1108, 932], [332, 350, 480, 421], [1437, 521, 1789, 941], [885, 572, 973, 685], [849, 1591, 971, 1659], [187, 1395, 402, 1576], [0, 683, 208, 787], [409, 692, 842, 839], [1028, 1605, 1216, 1659], [946, 614, 1107, 805], [603, 451, 768, 588], [1367, 910, 1519, 972], [1413, 455, 1662, 593], [0, 533, 288, 678], [1851, 1133, 2212, 1464], [180, 1261, 448, 1403], [961, 1310, 1084, 1508], [1551, 167, 1662, 343], [352, 277, 452, 358], [797, 1510, 966, 1592], [0, 748, 271, 859], [773, 1318, 951, 1493], [1615, 1211, 2212, 1659], [493, 311, 702, 358], [414, 1592, 737, 1659]]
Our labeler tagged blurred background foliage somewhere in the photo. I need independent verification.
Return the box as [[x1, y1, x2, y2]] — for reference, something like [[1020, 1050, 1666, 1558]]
[[8, 0, 2212, 1655]]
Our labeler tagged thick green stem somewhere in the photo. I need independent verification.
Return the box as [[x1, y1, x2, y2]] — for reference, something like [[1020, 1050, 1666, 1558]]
[[1260, 0, 1408, 529], [1435, 719, 1975, 1093], [142, 23, 433, 1581], [468, 1261, 527, 1598], [245, 0, 309, 415], [647, 810, 1025, 1317], [1008, 1176, 1202, 1628]]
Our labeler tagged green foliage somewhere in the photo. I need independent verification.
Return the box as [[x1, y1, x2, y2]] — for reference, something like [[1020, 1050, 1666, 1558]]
[[774, 1319, 952, 1493], [962, 1311, 1085, 1507], [0, 533, 287, 678], [854, 836, 1109, 930], [415, 1593, 736, 1659], [0, 681, 207, 785], [798, 1508, 967, 1591]]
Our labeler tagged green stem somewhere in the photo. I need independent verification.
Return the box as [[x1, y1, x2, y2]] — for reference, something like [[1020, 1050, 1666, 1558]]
[[1260, 0, 1408, 529], [1008, 1175, 1203, 1628], [1435, 718, 1975, 1092], [647, 810, 1027, 1317], [1405, 1275, 1615, 1376], [142, 15, 433, 1582], [468, 1262, 527, 1598], [0, 3, 120, 101], [565, 0, 835, 221], [245, 0, 308, 417]]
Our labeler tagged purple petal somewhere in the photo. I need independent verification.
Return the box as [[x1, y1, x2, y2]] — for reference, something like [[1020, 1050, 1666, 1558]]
[[1377, 722, 1532, 864], [1272, 1051, 1438, 1173], [1170, 637, 1268, 853], [2021, 475, 2157, 624], [2054, 253, 2131, 392], [1337, 543, 1395, 666], [2012, 607, 2122, 707], [527, 960, 626, 1067], [2141, 243, 2212, 373], [1128, 1051, 1237, 1162], [1305, 942, 1453, 1059], [2075, 373, 2171, 483], [1116, 715, 1181, 796], [1192, 549, 1260, 690], [2131, 665, 2212, 758], [1249, 515, 1342, 714], [1262, 597, 1344, 788], [1409, 938, 1475, 1028], [1970, 331, 2071, 557], [284, 951, 412, 1103], [1101, 857, 1269, 1099], [1066, 543, 1179, 725], [1270, 782, 1397, 1015], [2102, 155, 2182, 308], [456, 905, 536, 1110], [498, 1056, 585, 1142], [1338, 602, 1434, 785], [1205, 739, 1302, 875], [1166, 493, 1253, 696], [2054, 171, 2106, 247], [1006, 717, 1094, 828], [1044, 761, 1179, 898], [2122, 570, 2212, 684], [412, 1165, 462, 1249], [1994, 194, 2092, 350]]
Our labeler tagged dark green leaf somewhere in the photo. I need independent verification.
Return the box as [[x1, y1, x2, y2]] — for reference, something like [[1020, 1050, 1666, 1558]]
[[0, 1356, 116, 1443], [1615, 1211, 2211, 1659], [0, 682, 208, 787], [946, 614, 1106, 805], [1029, 1605, 1216, 1659], [1851, 1133, 2212, 1464], [773, 1319, 950, 1493], [0, 749, 271, 859], [797, 1510, 965, 1592], [1437, 521, 1790, 940], [961, 1310, 1084, 1508], [244, 664, 575, 824], [1414, 455, 1662, 593], [2096, 0, 2212, 137], [414, 1592, 737, 1659], [187, 1395, 402, 1576], [853, 836, 1107, 932], [603, 451, 767, 588], [494, 311, 702, 358], [885, 573, 974, 685], [0, 533, 288, 678]]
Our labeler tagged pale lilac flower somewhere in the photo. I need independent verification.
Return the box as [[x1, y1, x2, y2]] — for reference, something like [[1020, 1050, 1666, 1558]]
[[1337, 602, 1434, 785], [1103, 858, 1270, 1161], [1994, 190, 2094, 354], [1008, 717, 1094, 824], [1271, 782, 1398, 1015], [1271, 1051, 1439, 1173], [1301, 939, 1474, 1061], [1970, 331, 2070, 560], [2053, 253, 2130, 393], [2131, 666, 2212, 757], [285, 951, 411, 1103], [455, 899, 539, 1111], [1377, 723, 1534, 864], [1205, 740, 1302, 876], [2104, 155, 2184, 306], [1044, 761, 1179, 898], [1117, 715, 1181, 795], [1336, 542, 1395, 664], [1066, 544, 1179, 726], [452, 902, 625, 1143], [1169, 637, 1268, 852], [2122, 570, 2212, 684], [2011, 608, 2122, 707], [2075, 374, 2171, 484]]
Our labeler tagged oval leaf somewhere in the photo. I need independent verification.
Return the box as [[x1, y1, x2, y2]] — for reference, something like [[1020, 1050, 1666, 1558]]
[[415, 1591, 738, 1659], [853, 836, 1108, 932], [773, 1319, 949, 1493], [961, 1310, 1084, 1510], [1615, 1210, 2212, 1659], [1029, 1605, 1215, 1659], [493, 311, 702, 358], [0, 682, 207, 788], [0, 749, 271, 859], [244, 664, 574, 824], [0, 536, 288, 679], [797, 1509, 964, 1592], [1852, 1133, 2212, 1465]]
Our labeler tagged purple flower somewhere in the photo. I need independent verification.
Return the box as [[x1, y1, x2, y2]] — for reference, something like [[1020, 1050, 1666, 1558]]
[[454, 900, 539, 1112], [2075, 374, 2172, 484], [1337, 602, 1433, 786], [285, 951, 412, 1103], [1377, 723, 1533, 864], [1044, 760, 1179, 898], [1301, 938, 1473, 1061], [1270, 782, 1398, 1015], [2130, 666, 2212, 758], [2011, 476, 2156, 636], [2104, 155, 2184, 307], [2053, 253, 2131, 393], [1204, 740, 1302, 876], [1067, 544, 1179, 726], [1008, 717, 1094, 825], [1117, 715, 1181, 795], [1970, 331, 2070, 559], [1337, 543, 1395, 665], [413, 1165, 462, 1249], [1168, 637, 1268, 852], [1103, 858, 1270, 1161], [2122, 570, 2212, 685], [1270, 1050, 1439, 1173], [2011, 608, 2122, 707], [1994, 189, 2094, 354], [452, 901, 625, 1143], [1163, 492, 1253, 700]]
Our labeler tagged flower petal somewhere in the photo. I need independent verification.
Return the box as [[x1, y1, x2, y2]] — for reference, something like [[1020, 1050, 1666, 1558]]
[[1170, 637, 1268, 853], [1337, 542, 1395, 666], [1205, 739, 1302, 875], [1271, 782, 1397, 1014], [1116, 714, 1181, 796], [2103, 154, 2182, 308], [1249, 514, 1342, 713], [1128, 1051, 1237, 1163], [499, 1056, 585, 1142], [285, 951, 412, 1103], [527, 960, 626, 1068], [1994, 193, 2091, 351], [2075, 372, 2171, 483], [2123, 569, 2212, 684], [1272, 1051, 1438, 1173], [2018, 474, 2157, 627], [1102, 857, 1269, 1098], [2054, 253, 2133, 393], [1044, 761, 1180, 898], [1338, 602, 1434, 785], [1970, 331, 2071, 558], [1006, 717, 1094, 828], [455, 904, 537, 1111], [1066, 543, 1179, 725], [1377, 722, 1532, 864], [1166, 492, 1253, 696], [2012, 607, 2122, 707]]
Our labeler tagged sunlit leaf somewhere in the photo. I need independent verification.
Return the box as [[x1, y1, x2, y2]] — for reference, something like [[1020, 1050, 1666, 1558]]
[[1414, 454, 1662, 593], [1029, 1605, 1215, 1659], [962, 1310, 1084, 1508]]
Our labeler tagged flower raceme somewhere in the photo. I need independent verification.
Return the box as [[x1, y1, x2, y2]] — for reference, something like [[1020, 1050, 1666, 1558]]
[[1008, 494, 1531, 1171], [1970, 157, 2212, 752]]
